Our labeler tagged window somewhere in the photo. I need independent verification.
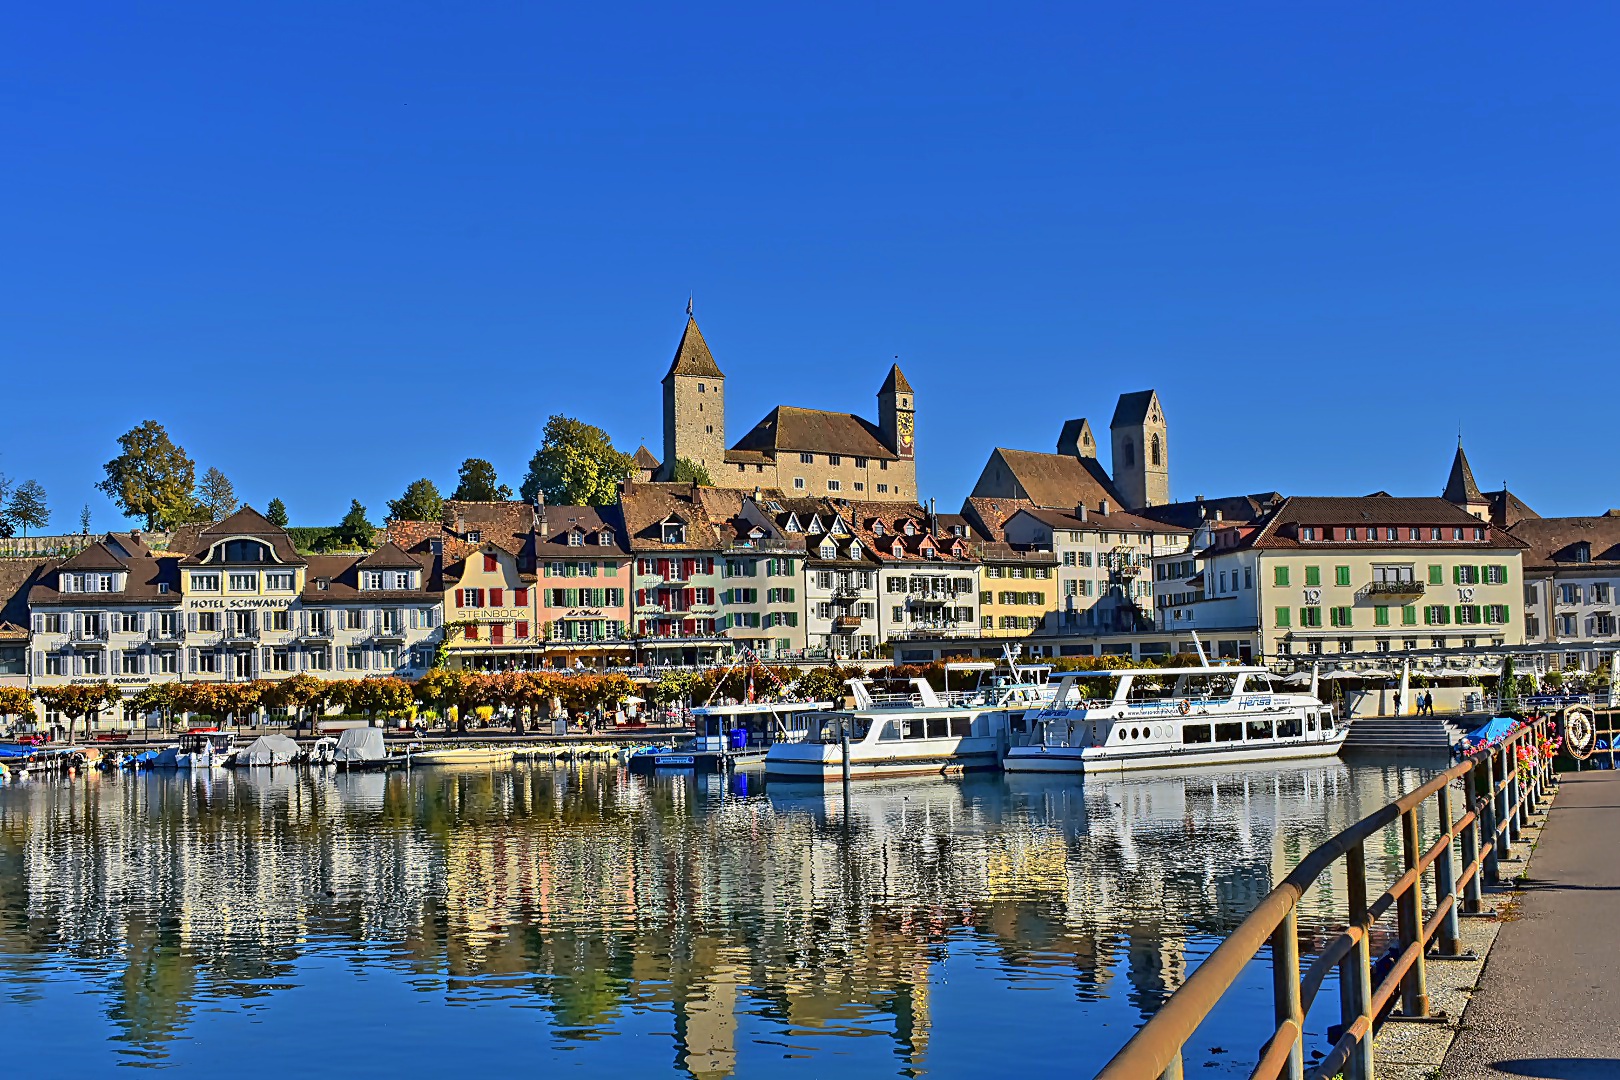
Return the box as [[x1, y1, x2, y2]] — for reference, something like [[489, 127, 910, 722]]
[[854, 456, 868, 469], [1335, 566, 1351, 587], [1329, 606, 1352, 627], [157, 651, 178, 674], [483, 553, 498, 573], [876, 483, 888, 493], [827, 480, 841, 492], [1304, 566, 1320, 587], [1561, 584, 1582, 605], [828, 454, 842, 466], [1299, 607, 1322, 628], [1300, 527, 1316, 540], [1425, 605, 1450, 625], [1428, 564, 1443, 585], [1453, 565, 1479, 585], [266, 571, 295, 591], [794, 477, 806, 490], [1274, 566, 1289, 587], [267, 609, 290, 632], [228, 572, 256, 592], [568, 531, 584, 547], [1593, 583, 1610, 604], [362, 571, 384, 590], [1374, 606, 1390, 626], [1274, 607, 1291, 627], [800, 452, 814, 464], [191, 573, 221, 592], [122, 652, 142, 674]]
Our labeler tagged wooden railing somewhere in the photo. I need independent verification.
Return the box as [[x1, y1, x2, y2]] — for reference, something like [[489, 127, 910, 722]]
[[1095, 716, 1552, 1080]]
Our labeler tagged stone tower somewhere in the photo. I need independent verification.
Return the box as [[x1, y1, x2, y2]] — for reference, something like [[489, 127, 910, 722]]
[[1056, 418, 1097, 459], [660, 317, 727, 482], [877, 364, 915, 462], [1109, 390, 1168, 508]]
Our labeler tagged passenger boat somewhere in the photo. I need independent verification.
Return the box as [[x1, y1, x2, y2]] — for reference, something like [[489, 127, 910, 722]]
[[628, 700, 834, 773], [1002, 663, 1344, 774], [763, 659, 1057, 781], [174, 731, 234, 769], [408, 745, 515, 767]]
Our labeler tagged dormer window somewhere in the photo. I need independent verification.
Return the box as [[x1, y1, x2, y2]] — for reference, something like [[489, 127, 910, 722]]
[[568, 530, 584, 547], [783, 514, 801, 533], [1573, 541, 1592, 564], [466, 530, 482, 543], [662, 521, 685, 545], [1473, 527, 1485, 541], [891, 540, 904, 558], [317, 577, 330, 591], [220, 539, 272, 563], [1300, 527, 1316, 540], [848, 541, 862, 559], [363, 571, 384, 590], [597, 530, 613, 547], [393, 571, 415, 589], [873, 521, 885, 537], [903, 521, 916, 536], [819, 541, 836, 559], [429, 539, 443, 556]]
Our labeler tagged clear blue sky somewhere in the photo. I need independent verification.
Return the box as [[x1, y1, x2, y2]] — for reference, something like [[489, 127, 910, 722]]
[[4, 3, 1616, 530]]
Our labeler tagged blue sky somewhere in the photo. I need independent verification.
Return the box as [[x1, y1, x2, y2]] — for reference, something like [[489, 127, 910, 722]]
[[3, 3, 1616, 530]]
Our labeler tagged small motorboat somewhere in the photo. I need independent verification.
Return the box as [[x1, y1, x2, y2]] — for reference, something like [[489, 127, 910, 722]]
[[408, 746, 515, 767], [333, 727, 397, 770], [232, 734, 301, 767], [307, 737, 338, 766]]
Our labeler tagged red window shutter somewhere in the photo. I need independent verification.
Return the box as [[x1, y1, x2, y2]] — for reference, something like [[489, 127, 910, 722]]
[[456, 590, 466, 608], [490, 588, 504, 607], [657, 557, 671, 579], [484, 554, 497, 573], [491, 623, 504, 644], [516, 621, 528, 639], [515, 587, 528, 606], [466, 624, 479, 640]]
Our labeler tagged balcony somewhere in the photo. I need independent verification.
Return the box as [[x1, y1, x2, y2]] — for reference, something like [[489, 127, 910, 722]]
[[147, 627, 184, 643], [1366, 580, 1426, 597], [831, 585, 861, 601], [299, 624, 335, 640], [70, 626, 109, 644], [371, 624, 408, 642], [223, 625, 260, 643], [832, 614, 864, 632]]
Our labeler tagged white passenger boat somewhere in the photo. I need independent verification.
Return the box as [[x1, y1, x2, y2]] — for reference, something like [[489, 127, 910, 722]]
[[1002, 663, 1344, 774], [629, 700, 834, 773], [764, 659, 1056, 781]]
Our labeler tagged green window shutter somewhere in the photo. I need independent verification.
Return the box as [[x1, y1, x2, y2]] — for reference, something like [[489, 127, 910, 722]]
[[1429, 565, 1443, 585], [1402, 605, 1417, 625], [1335, 566, 1351, 587], [1375, 606, 1389, 626], [1275, 566, 1289, 587], [1275, 607, 1291, 628], [1305, 566, 1320, 587], [1424, 606, 1434, 626], [1498, 564, 1509, 584], [1299, 608, 1308, 627]]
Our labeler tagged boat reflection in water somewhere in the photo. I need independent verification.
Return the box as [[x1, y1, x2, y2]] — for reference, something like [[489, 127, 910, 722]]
[[0, 756, 1443, 1078]]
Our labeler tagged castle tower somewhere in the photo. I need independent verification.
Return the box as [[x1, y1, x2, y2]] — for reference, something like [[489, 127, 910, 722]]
[[1442, 441, 1489, 521], [660, 316, 727, 482], [878, 364, 915, 461], [1109, 390, 1168, 508]]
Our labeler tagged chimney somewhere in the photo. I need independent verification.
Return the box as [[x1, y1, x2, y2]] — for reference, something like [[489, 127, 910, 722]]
[[537, 506, 549, 539], [1214, 510, 1223, 523], [455, 512, 466, 536], [1099, 498, 1110, 516], [1077, 504, 1088, 522], [1195, 495, 1204, 503], [752, 486, 761, 502]]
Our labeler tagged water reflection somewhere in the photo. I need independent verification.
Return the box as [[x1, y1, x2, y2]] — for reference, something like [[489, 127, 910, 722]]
[[0, 758, 1441, 1076]]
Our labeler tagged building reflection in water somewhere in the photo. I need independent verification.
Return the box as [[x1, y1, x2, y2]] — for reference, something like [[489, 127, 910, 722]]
[[0, 756, 1442, 1076]]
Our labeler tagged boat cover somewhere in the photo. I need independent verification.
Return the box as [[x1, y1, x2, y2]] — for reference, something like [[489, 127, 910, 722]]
[[1462, 716, 1521, 747], [236, 734, 300, 766], [151, 745, 182, 768], [334, 726, 386, 763]]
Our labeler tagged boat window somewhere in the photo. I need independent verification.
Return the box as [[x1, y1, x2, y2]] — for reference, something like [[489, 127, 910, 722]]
[[1276, 716, 1302, 738], [926, 716, 950, 739], [1307, 713, 1318, 732], [1183, 724, 1213, 744], [1321, 712, 1336, 731], [950, 715, 971, 738], [902, 718, 926, 739], [1130, 727, 1141, 739], [875, 719, 903, 741], [1247, 719, 1274, 741], [1214, 722, 1244, 743]]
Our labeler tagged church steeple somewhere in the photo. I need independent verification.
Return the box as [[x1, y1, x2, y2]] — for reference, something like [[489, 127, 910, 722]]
[[1442, 442, 1489, 520], [878, 363, 914, 461]]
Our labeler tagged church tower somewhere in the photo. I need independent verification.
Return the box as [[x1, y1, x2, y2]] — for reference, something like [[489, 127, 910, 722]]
[[878, 364, 915, 462], [660, 316, 727, 482], [1109, 390, 1168, 509], [1442, 441, 1490, 521]]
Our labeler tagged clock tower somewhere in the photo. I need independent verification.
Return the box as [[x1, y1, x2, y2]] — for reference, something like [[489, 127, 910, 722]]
[[878, 364, 914, 461]]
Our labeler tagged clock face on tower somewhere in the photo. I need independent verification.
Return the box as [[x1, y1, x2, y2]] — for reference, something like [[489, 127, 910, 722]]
[[897, 412, 914, 454]]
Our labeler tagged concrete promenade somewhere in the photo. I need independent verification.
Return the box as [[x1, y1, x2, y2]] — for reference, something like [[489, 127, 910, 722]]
[[1440, 769, 1620, 1079]]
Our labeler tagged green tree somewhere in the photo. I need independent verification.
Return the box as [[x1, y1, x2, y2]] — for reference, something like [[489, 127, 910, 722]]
[[97, 421, 198, 530], [194, 466, 237, 521], [334, 500, 374, 550], [520, 415, 635, 506], [451, 458, 512, 502], [265, 497, 290, 528], [79, 504, 93, 534], [670, 458, 713, 485], [386, 478, 444, 522], [5, 479, 49, 536]]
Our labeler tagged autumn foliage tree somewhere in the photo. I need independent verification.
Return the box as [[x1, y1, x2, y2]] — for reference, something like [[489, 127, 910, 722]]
[[33, 683, 120, 742]]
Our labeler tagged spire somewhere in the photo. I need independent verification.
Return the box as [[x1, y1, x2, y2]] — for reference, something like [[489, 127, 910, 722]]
[[1443, 443, 1484, 505], [663, 316, 723, 380], [879, 362, 912, 395]]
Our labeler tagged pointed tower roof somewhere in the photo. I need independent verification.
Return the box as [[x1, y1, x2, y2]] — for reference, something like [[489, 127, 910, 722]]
[[1443, 443, 1484, 505], [1110, 390, 1160, 428], [633, 445, 661, 470], [879, 363, 913, 395], [663, 317, 723, 380]]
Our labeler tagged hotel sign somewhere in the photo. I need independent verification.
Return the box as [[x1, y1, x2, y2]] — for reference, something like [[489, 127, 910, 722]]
[[187, 598, 293, 611]]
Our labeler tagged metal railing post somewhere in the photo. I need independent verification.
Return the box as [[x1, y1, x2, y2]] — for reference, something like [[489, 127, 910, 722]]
[[1341, 841, 1375, 1080], [1493, 745, 1514, 861], [1271, 908, 1305, 1080], [1461, 768, 1486, 912], [1506, 743, 1524, 847], [1435, 781, 1462, 955], [1398, 807, 1431, 1017]]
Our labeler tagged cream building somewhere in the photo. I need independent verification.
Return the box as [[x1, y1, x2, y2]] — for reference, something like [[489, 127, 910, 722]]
[[1159, 496, 1527, 661]]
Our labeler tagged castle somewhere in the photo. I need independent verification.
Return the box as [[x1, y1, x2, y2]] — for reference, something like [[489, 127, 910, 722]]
[[651, 316, 920, 503]]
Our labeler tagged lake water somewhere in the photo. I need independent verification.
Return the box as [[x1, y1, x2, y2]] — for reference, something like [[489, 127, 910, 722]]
[[0, 758, 1443, 1078]]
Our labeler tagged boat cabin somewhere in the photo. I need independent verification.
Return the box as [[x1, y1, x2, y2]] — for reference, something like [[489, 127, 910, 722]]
[[688, 701, 833, 753]]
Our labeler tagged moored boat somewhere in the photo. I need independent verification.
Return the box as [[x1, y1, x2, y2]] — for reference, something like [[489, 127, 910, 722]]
[[628, 700, 834, 773], [1002, 663, 1344, 774], [409, 745, 515, 766]]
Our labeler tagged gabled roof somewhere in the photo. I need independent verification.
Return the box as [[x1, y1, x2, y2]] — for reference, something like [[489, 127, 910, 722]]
[[179, 505, 305, 565], [878, 363, 912, 395], [633, 445, 661, 470], [973, 448, 1124, 511], [1110, 390, 1160, 428], [663, 317, 724, 380], [57, 542, 128, 572], [1211, 495, 1526, 554], [1487, 488, 1539, 529], [1443, 445, 1484, 505], [1132, 492, 1284, 531], [618, 482, 725, 552], [356, 541, 424, 570], [301, 552, 441, 604], [729, 405, 897, 461], [959, 496, 1037, 543], [537, 504, 631, 557], [0, 557, 59, 632], [1507, 515, 1620, 570]]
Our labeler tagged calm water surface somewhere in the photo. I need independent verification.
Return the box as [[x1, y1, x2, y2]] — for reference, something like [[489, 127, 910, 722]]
[[0, 759, 1443, 1078]]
